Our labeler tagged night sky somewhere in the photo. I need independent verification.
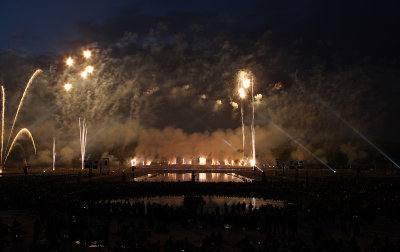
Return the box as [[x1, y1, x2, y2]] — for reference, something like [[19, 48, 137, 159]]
[[0, 0, 399, 167]]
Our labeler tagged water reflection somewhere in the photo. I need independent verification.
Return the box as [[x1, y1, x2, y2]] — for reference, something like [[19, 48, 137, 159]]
[[134, 172, 251, 182]]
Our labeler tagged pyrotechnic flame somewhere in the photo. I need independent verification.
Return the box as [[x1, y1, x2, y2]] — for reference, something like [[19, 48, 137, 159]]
[[1, 86, 4, 164], [243, 78, 250, 88], [131, 158, 136, 166], [64, 83, 72, 91], [6, 69, 42, 152], [85, 65, 94, 73], [199, 157, 206, 165], [4, 128, 36, 164], [146, 161, 151, 165], [250, 159, 256, 167], [216, 100, 222, 105], [83, 50, 91, 59], [66, 57, 73, 66], [81, 71, 88, 79]]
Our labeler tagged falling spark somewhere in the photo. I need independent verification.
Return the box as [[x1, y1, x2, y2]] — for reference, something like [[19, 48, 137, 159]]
[[66, 57, 73, 66], [238, 88, 246, 99], [64, 83, 72, 91], [6, 69, 42, 152], [1, 86, 4, 164], [4, 128, 36, 164], [83, 50, 91, 59], [274, 82, 283, 90], [81, 71, 88, 79], [52, 137, 56, 171], [231, 101, 238, 110], [79, 118, 88, 170], [85, 65, 94, 73]]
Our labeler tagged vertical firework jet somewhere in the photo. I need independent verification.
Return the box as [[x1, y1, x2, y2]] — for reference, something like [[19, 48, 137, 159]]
[[251, 76, 256, 167], [1, 86, 4, 164], [52, 137, 56, 171], [6, 69, 42, 151], [241, 102, 245, 159], [79, 118, 88, 170]]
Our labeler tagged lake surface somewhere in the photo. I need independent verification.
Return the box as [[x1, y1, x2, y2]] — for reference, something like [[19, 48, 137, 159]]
[[134, 172, 252, 182]]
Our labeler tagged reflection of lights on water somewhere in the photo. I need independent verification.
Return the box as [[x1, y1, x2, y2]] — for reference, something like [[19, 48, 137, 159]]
[[252, 197, 256, 209], [199, 173, 206, 181]]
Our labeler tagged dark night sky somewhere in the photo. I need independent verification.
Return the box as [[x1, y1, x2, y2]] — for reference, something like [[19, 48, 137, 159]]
[[1, 0, 398, 58], [0, 0, 399, 166]]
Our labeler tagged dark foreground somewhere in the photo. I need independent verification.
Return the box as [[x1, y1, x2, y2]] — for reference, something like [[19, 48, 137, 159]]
[[0, 171, 400, 251]]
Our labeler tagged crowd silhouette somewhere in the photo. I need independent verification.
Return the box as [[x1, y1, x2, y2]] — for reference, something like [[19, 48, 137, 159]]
[[0, 174, 399, 251]]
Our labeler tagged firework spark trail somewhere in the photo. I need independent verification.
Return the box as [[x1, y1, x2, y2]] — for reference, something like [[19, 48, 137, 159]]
[[1, 86, 4, 164], [79, 118, 88, 170], [52, 137, 56, 171], [4, 128, 36, 164], [6, 69, 42, 152], [251, 76, 256, 166]]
